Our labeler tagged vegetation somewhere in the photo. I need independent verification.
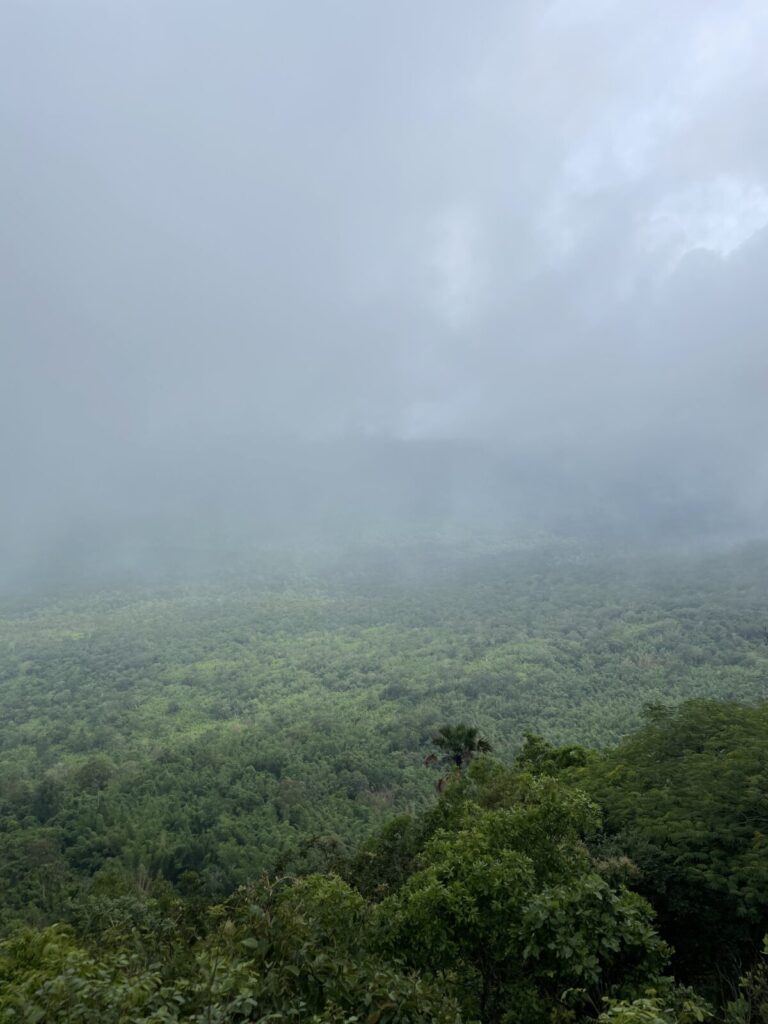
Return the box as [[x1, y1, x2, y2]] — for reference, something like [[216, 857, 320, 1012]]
[[1, 540, 768, 1020]]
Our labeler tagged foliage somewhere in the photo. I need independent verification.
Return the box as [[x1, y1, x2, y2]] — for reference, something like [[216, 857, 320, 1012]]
[[2, 541, 768, 1019], [725, 937, 768, 1024], [376, 768, 668, 1023], [429, 723, 493, 765], [598, 990, 711, 1024], [583, 701, 768, 989], [0, 879, 463, 1023]]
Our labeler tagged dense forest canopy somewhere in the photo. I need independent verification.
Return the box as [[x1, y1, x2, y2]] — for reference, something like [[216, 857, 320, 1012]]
[[1, 541, 768, 1021]]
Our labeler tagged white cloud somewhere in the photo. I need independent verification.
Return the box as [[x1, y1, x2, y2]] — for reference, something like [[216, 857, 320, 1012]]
[[643, 177, 768, 263]]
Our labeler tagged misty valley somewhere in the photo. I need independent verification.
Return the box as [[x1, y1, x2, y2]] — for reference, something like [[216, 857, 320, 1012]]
[[2, 540, 768, 1022], [6, 0, 768, 1019]]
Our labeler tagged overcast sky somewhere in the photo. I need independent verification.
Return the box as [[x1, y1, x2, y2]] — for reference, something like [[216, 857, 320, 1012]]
[[3, 1, 768, 562]]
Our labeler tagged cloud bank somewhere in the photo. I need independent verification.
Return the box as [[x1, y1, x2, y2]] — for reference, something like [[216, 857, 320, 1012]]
[[3, 0, 768, 571]]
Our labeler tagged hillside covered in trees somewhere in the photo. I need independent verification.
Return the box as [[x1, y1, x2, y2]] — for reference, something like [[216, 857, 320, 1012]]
[[1, 542, 768, 1021]]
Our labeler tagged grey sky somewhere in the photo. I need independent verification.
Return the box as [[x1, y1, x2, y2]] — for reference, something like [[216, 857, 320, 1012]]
[[3, 1, 768, 563]]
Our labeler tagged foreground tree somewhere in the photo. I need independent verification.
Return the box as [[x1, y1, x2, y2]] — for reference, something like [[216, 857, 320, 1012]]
[[376, 763, 672, 1024], [584, 700, 768, 992], [0, 878, 463, 1023], [425, 724, 493, 789]]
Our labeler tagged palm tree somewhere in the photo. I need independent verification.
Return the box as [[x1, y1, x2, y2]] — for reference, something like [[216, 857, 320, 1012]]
[[424, 724, 492, 789]]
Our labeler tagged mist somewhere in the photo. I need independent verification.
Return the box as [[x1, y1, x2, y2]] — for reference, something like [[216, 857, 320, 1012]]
[[3, 1, 768, 584]]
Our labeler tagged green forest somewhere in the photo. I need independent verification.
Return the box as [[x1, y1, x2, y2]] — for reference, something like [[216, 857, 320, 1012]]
[[2, 541, 768, 1022]]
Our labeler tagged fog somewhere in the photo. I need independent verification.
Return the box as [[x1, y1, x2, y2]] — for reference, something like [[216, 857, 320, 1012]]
[[3, 1, 768, 582]]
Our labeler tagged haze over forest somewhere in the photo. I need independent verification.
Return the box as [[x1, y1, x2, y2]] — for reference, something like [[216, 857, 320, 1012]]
[[3, 0, 768, 581], [6, 8, 768, 1021]]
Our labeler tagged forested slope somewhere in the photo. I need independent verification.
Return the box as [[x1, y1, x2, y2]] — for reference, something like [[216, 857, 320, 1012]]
[[1, 542, 768, 1020], [1, 542, 768, 930]]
